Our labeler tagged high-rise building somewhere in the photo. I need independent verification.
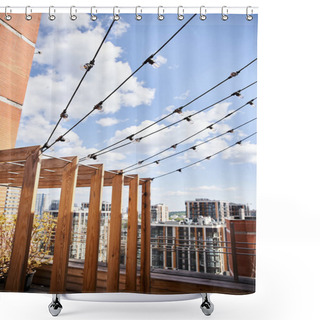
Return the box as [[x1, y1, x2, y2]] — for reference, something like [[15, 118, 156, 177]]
[[2, 187, 21, 215], [185, 198, 230, 223], [150, 221, 226, 274], [35, 193, 48, 216], [0, 14, 42, 214], [151, 203, 169, 222], [49, 200, 60, 211]]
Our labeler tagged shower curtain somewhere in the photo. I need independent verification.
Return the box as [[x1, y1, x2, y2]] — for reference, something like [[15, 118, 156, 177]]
[[0, 8, 257, 295]]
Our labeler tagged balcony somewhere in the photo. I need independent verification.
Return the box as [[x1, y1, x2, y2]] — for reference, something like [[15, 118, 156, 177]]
[[0, 145, 255, 295]]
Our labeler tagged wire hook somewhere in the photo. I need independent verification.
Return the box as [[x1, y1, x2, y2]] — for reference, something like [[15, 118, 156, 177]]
[[48, 6, 56, 21], [70, 6, 77, 21], [200, 6, 207, 20], [246, 6, 253, 21], [135, 6, 142, 20], [177, 6, 184, 20], [91, 6, 97, 21], [221, 6, 228, 21], [113, 6, 120, 21], [158, 6, 165, 21], [25, 6, 32, 21], [5, 6, 12, 21]]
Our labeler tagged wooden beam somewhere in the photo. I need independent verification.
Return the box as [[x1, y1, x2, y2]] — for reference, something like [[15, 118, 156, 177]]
[[0, 145, 40, 162], [106, 173, 123, 292], [125, 175, 139, 292], [82, 164, 104, 292], [140, 179, 151, 293], [5, 147, 41, 292], [50, 156, 78, 293]]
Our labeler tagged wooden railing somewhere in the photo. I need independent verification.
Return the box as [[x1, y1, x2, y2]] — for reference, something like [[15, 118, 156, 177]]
[[0, 145, 151, 293]]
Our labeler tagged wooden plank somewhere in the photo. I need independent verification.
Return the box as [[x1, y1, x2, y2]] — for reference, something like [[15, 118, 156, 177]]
[[0, 145, 40, 162], [125, 175, 139, 292], [106, 173, 123, 292], [50, 156, 78, 293], [82, 164, 104, 292], [140, 179, 151, 293], [5, 147, 41, 291]]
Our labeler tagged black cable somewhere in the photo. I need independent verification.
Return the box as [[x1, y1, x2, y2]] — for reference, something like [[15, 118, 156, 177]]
[[122, 117, 257, 173], [45, 14, 197, 153], [90, 82, 257, 159], [151, 132, 257, 180], [41, 19, 116, 152], [86, 58, 257, 160]]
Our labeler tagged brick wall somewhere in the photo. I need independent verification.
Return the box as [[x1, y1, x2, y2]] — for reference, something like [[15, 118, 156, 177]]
[[0, 14, 41, 212]]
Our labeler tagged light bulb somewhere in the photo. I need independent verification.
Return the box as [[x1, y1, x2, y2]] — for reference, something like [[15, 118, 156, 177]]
[[248, 100, 255, 107], [60, 111, 68, 119], [230, 71, 238, 78], [94, 101, 103, 111], [233, 91, 244, 99], [134, 137, 142, 143], [174, 107, 183, 115], [146, 58, 160, 69], [184, 116, 194, 124]]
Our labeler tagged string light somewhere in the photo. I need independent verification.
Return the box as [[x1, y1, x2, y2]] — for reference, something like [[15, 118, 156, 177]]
[[44, 15, 197, 154], [151, 132, 257, 180], [93, 101, 103, 111], [122, 118, 256, 174], [82, 61, 257, 160], [41, 19, 117, 152], [60, 111, 68, 119], [233, 91, 244, 99]]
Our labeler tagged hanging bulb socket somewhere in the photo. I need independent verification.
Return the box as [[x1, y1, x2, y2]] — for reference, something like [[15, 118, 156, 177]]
[[227, 129, 234, 133], [171, 144, 177, 149], [230, 71, 239, 78], [174, 107, 183, 114], [144, 55, 160, 68], [155, 160, 160, 164], [177, 169, 182, 173], [184, 116, 193, 123], [191, 146, 197, 151], [248, 99, 255, 107], [56, 135, 65, 142], [138, 161, 144, 165], [236, 141, 242, 145], [83, 60, 95, 71], [134, 137, 142, 143], [60, 111, 68, 119], [89, 154, 97, 160], [206, 156, 211, 160], [127, 134, 135, 141], [94, 101, 103, 111], [232, 91, 244, 99]]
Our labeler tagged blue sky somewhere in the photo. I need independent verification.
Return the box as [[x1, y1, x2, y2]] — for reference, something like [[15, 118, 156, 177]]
[[17, 13, 257, 211]]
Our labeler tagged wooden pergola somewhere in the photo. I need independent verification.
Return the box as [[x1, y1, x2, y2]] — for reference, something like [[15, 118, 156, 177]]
[[0, 145, 151, 293]]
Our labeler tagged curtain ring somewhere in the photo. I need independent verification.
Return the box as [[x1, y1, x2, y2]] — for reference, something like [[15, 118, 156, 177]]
[[5, 6, 12, 21], [25, 6, 32, 21], [158, 6, 164, 21], [91, 6, 97, 21], [135, 6, 142, 20], [113, 6, 120, 21], [177, 6, 184, 20], [70, 6, 77, 21], [200, 6, 207, 20], [246, 6, 253, 21], [48, 6, 56, 21], [221, 6, 228, 21]]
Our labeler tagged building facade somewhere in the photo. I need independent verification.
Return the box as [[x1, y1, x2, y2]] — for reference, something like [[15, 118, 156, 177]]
[[35, 193, 48, 216], [0, 13, 42, 213], [151, 203, 169, 222], [150, 221, 227, 275], [185, 198, 230, 223]]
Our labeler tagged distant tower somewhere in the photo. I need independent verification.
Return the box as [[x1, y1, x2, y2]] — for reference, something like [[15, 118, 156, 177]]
[[0, 13, 42, 212]]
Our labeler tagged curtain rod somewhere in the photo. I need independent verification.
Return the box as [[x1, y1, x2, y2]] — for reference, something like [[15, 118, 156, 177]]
[[0, 6, 258, 15]]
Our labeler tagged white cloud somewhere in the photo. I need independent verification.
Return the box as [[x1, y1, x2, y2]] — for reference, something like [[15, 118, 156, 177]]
[[110, 19, 130, 38], [154, 55, 167, 66], [96, 117, 120, 127], [174, 90, 190, 100], [222, 141, 257, 164]]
